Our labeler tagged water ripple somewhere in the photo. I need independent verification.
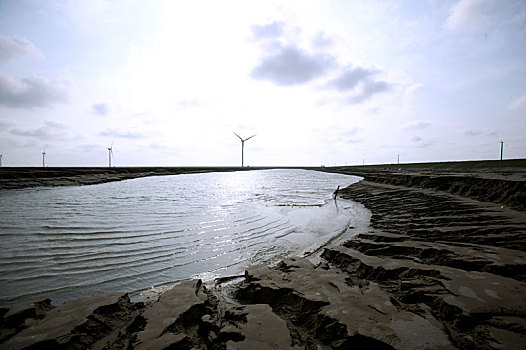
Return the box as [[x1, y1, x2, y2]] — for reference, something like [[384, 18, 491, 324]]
[[0, 169, 360, 306]]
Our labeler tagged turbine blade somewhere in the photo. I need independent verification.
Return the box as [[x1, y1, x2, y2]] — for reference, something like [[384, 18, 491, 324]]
[[233, 132, 243, 141], [245, 134, 256, 141]]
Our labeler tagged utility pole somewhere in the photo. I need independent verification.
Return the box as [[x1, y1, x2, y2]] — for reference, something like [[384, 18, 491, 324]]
[[500, 141, 503, 167]]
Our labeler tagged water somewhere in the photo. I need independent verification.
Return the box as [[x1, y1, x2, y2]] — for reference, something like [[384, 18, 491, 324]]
[[0, 169, 363, 306]]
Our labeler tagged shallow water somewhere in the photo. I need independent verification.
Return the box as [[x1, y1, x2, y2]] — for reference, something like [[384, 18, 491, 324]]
[[0, 169, 362, 305]]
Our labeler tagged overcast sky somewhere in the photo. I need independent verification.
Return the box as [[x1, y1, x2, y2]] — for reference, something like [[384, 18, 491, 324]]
[[1, 0, 525, 167]]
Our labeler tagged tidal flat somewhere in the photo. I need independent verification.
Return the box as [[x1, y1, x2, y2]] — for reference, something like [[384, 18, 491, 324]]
[[1, 167, 525, 349]]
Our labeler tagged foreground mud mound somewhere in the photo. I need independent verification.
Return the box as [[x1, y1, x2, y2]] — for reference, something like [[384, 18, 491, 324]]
[[1, 177, 525, 349], [334, 181, 526, 349]]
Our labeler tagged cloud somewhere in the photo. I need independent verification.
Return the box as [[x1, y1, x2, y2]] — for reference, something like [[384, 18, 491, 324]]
[[348, 80, 391, 104], [410, 136, 434, 149], [249, 21, 391, 103], [10, 121, 68, 140], [176, 99, 202, 109], [100, 128, 142, 139], [327, 66, 391, 103], [251, 45, 334, 86], [404, 120, 432, 130], [463, 128, 497, 136], [445, 0, 494, 31], [403, 83, 424, 100], [342, 128, 359, 137], [92, 102, 108, 115], [0, 35, 44, 62], [0, 72, 68, 109], [509, 94, 526, 112], [312, 32, 333, 48], [329, 67, 373, 91], [251, 21, 285, 40], [78, 144, 100, 152]]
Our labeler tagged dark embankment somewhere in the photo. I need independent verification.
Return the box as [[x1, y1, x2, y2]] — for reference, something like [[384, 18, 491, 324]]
[[0, 167, 274, 190], [0, 166, 327, 190]]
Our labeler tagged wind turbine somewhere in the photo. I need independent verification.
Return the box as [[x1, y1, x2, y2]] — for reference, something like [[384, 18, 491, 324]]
[[0, 153, 2, 167], [233, 132, 255, 168], [42, 149, 46, 168], [107, 142, 114, 167]]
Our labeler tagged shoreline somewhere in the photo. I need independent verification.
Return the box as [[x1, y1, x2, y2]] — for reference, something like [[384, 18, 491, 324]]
[[1, 171, 525, 349], [0, 166, 321, 190]]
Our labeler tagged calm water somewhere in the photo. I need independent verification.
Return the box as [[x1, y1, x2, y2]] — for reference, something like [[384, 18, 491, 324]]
[[0, 169, 363, 306]]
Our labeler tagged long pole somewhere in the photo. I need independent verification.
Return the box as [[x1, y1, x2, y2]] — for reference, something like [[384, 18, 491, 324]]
[[42, 152, 45, 168], [108, 149, 111, 167], [241, 141, 244, 167], [0, 154, 2, 167], [500, 141, 503, 167]]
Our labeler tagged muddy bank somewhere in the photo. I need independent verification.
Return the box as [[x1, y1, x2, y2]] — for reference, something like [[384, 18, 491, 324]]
[[0, 166, 327, 190], [322, 168, 526, 211], [0, 167, 250, 190], [1, 175, 525, 349]]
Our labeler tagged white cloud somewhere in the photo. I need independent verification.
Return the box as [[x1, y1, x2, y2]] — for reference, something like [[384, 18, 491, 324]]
[[445, 0, 494, 31], [329, 67, 373, 91], [0, 72, 68, 109], [312, 32, 333, 49], [251, 21, 285, 40], [463, 128, 497, 137], [509, 94, 526, 112], [251, 45, 334, 86], [405, 120, 432, 130], [176, 99, 203, 109], [10, 121, 68, 140], [402, 83, 424, 101], [348, 80, 391, 104], [250, 21, 392, 104], [0, 35, 44, 62], [92, 102, 108, 115], [60, 0, 108, 33], [100, 128, 142, 139]]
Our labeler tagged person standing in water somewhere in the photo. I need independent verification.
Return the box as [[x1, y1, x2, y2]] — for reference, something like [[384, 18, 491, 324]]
[[333, 185, 340, 199]]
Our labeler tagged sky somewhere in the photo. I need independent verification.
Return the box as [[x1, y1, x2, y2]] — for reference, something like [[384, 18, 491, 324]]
[[1, 0, 525, 167]]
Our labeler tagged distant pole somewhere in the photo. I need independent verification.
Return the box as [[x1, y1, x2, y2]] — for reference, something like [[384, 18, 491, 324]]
[[397, 154, 400, 165], [500, 141, 503, 167], [42, 150, 46, 168], [233, 132, 255, 168], [362, 159, 365, 166], [0, 153, 2, 167]]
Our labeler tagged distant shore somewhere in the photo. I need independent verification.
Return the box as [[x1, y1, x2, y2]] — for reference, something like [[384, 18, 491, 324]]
[[0, 166, 336, 190], [1, 167, 525, 349], [0, 167, 257, 190]]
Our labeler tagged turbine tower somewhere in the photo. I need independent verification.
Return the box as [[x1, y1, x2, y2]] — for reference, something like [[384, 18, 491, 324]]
[[233, 132, 255, 168], [107, 143, 114, 167], [42, 149, 46, 168], [0, 153, 2, 167]]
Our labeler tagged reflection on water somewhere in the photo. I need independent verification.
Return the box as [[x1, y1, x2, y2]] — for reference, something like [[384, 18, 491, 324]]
[[0, 169, 361, 305]]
